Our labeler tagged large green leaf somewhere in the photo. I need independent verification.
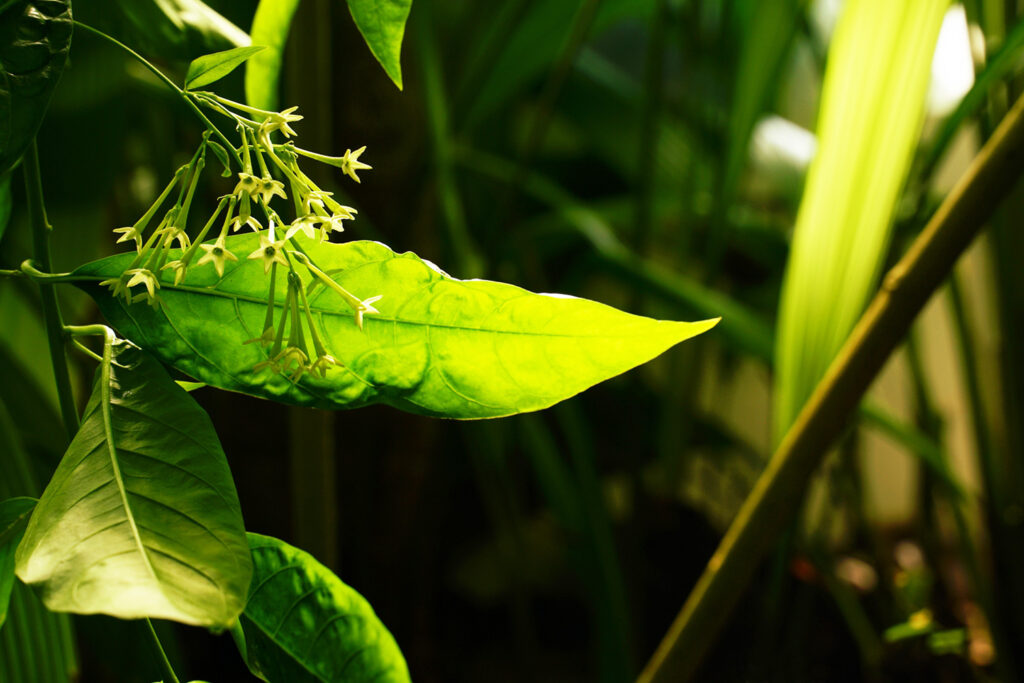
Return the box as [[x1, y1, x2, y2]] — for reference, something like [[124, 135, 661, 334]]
[[233, 533, 410, 683], [0, 497, 35, 630], [74, 0, 249, 63], [0, 0, 72, 174], [184, 45, 265, 90], [72, 235, 718, 419], [245, 0, 302, 111], [15, 339, 252, 627], [345, 0, 412, 90]]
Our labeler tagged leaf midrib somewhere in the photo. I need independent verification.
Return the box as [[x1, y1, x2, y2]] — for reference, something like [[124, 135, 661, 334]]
[[97, 352, 162, 590], [77, 274, 687, 339]]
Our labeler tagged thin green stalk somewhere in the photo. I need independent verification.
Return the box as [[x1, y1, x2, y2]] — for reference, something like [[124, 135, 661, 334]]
[[948, 276, 999, 513], [23, 141, 77, 442], [146, 619, 180, 683], [72, 21, 242, 167], [638, 87, 1024, 683], [17, 261, 86, 283]]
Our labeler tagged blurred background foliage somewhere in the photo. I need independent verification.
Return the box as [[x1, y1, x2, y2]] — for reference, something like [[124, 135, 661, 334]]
[[3, 0, 1024, 680]]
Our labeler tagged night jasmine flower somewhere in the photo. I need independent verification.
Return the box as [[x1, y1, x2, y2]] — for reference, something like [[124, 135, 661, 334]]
[[338, 146, 371, 183], [257, 176, 287, 204], [197, 237, 238, 276], [113, 225, 143, 251], [248, 230, 288, 273]]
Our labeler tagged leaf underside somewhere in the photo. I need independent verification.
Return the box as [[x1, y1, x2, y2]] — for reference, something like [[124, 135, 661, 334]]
[[346, 0, 412, 90], [15, 340, 252, 627], [74, 235, 719, 419], [234, 533, 410, 683], [185, 45, 265, 90], [0, 0, 72, 174]]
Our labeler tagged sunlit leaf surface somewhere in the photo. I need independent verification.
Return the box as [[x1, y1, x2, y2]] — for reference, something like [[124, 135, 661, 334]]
[[74, 235, 718, 419], [16, 340, 252, 627], [185, 45, 265, 90], [245, 0, 301, 111], [773, 0, 949, 441]]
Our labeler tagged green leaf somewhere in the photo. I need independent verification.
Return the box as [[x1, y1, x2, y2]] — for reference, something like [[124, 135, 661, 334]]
[[773, 0, 949, 443], [246, 0, 301, 111], [233, 533, 410, 683], [204, 136, 233, 177], [74, 0, 250, 63], [0, 0, 72, 174], [185, 45, 266, 91], [15, 339, 252, 627], [0, 497, 35, 629], [72, 236, 718, 419], [346, 0, 412, 90]]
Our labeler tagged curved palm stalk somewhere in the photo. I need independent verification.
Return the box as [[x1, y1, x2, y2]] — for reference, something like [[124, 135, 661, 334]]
[[637, 84, 1024, 683]]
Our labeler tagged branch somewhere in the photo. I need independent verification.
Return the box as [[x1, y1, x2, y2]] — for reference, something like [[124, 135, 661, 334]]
[[638, 89, 1024, 683]]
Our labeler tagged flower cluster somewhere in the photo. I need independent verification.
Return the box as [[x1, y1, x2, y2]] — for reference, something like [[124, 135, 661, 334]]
[[103, 94, 382, 381]]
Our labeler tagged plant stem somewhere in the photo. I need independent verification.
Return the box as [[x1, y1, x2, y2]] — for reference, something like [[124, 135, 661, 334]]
[[23, 141, 78, 442], [637, 88, 1024, 683], [145, 619, 180, 683], [72, 21, 243, 168]]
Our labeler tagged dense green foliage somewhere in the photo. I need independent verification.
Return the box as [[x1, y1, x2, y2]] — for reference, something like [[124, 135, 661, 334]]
[[0, 0, 725, 680], [4, 0, 1024, 681]]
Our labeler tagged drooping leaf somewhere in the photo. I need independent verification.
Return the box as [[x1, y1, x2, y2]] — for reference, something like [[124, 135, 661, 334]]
[[233, 533, 410, 683], [246, 0, 301, 111], [15, 339, 252, 627], [345, 0, 412, 90], [72, 235, 719, 419], [185, 45, 265, 91], [773, 0, 949, 442], [0, 497, 35, 629], [0, 0, 72, 174], [74, 0, 250, 63]]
